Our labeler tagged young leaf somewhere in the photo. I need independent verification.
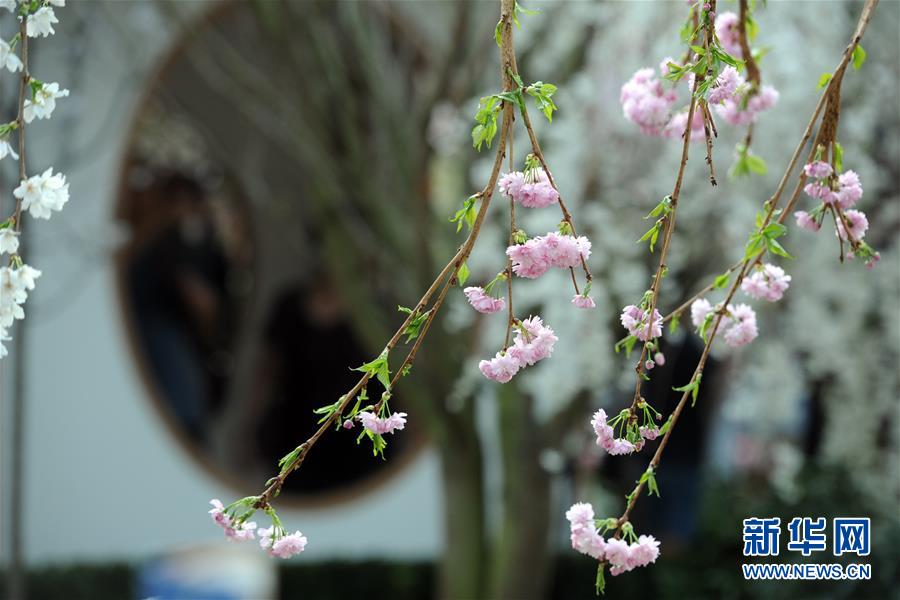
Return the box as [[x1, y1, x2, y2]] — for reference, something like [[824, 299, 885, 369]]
[[852, 44, 866, 70], [354, 350, 392, 391], [713, 271, 731, 289], [673, 374, 702, 406], [457, 261, 470, 286], [817, 72, 833, 89]]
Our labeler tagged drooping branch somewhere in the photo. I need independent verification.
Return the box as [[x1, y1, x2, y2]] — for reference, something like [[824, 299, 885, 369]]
[[613, 0, 879, 531]]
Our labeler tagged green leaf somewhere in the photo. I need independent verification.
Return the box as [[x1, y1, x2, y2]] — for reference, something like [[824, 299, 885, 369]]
[[713, 271, 731, 289], [833, 142, 844, 173], [494, 19, 503, 47], [457, 261, 470, 286], [398, 305, 431, 343], [766, 237, 794, 259], [673, 373, 702, 406], [668, 313, 680, 334], [449, 196, 478, 233], [354, 350, 392, 391], [746, 154, 767, 175], [278, 445, 305, 475], [526, 81, 558, 122], [852, 44, 866, 70], [817, 72, 833, 89], [645, 196, 672, 219], [595, 562, 606, 595], [744, 232, 765, 260], [614, 334, 638, 356], [471, 96, 501, 151], [640, 467, 661, 498]]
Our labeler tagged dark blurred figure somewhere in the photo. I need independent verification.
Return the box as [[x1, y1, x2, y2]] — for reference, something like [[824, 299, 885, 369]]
[[251, 277, 407, 496], [124, 172, 234, 442]]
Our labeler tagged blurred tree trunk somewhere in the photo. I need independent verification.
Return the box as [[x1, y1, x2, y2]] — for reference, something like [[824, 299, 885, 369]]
[[489, 388, 553, 600]]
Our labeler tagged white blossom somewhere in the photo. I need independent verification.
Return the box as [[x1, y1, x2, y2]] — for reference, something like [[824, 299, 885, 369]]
[[0, 139, 18, 161], [0, 39, 23, 73], [13, 168, 70, 220], [0, 228, 19, 255], [24, 82, 69, 123], [26, 7, 58, 38], [14, 264, 40, 291], [0, 265, 40, 332]]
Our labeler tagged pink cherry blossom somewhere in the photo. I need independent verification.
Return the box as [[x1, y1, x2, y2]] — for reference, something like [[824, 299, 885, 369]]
[[716, 85, 779, 126], [708, 66, 741, 104], [803, 182, 837, 203], [479, 350, 521, 383], [836, 209, 868, 241], [358, 411, 407, 435], [803, 160, 833, 179], [209, 499, 257, 541], [794, 210, 821, 232], [723, 303, 758, 348], [565, 502, 595, 527], [690, 298, 715, 328], [572, 294, 596, 309], [508, 316, 558, 366], [259, 527, 308, 558], [663, 109, 705, 142], [506, 232, 591, 279], [714, 11, 742, 57], [653, 352, 665, 366], [620, 67, 678, 136], [836, 170, 863, 208], [499, 169, 559, 208], [640, 426, 660, 441], [620, 305, 663, 341], [741, 263, 791, 302], [464, 286, 506, 314]]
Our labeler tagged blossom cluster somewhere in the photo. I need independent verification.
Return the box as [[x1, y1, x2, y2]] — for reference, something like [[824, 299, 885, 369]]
[[620, 8, 778, 141], [208, 499, 258, 542], [464, 285, 505, 314], [592, 408, 660, 456], [499, 168, 559, 208], [741, 263, 792, 302], [709, 66, 780, 127], [690, 298, 759, 348], [357, 410, 407, 435], [13, 167, 69, 219], [479, 316, 557, 383], [794, 161, 877, 267], [0, 262, 39, 357], [619, 304, 663, 342], [259, 527, 308, 559], [209, 499, 307, 559], [566, 503, 660, 576], [506, 231, 592, 279]]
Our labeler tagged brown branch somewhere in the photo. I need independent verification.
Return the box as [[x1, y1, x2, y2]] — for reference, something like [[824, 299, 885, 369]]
[[12, 22, 28, 233], [738, 0, 761, 88]]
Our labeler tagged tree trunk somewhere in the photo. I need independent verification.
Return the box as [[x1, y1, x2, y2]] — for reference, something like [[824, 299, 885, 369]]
[[437, 411, 487, 600], [489, 388, 553, 600]]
